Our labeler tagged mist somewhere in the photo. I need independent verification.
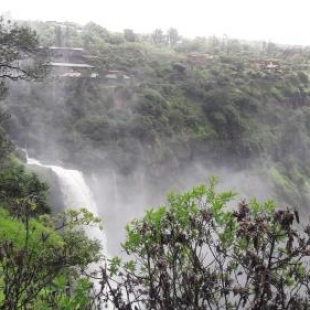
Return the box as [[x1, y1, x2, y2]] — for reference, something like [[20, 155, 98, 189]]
[[3, 76, 278, 256], [86, 161, 276, 255], [3, 21, 310, 257]]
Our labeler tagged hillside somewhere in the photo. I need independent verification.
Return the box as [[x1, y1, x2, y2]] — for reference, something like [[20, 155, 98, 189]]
[[3, 20, 310, 208]]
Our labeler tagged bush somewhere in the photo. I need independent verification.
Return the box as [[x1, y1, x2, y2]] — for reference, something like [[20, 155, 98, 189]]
[[0, 208, 102, 309], [99, 178, 310, 310]]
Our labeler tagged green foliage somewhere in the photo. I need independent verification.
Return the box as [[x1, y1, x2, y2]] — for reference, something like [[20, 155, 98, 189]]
[[167, 27, 180, 46], [0, 155, 50, 215], [151, 28, 165, 45], [0, 208, 63, 250], [0, 17, 43, 80], [0, 207, 102, 309], [5, 19, 310, 204], [4, 18, 310, 309], [0, 17, 44, 166], [100, 181, 310, 310], [0, 19, 104, 310], [34, 275, 94, 310], [123, 29, 138, 43], [0, 128, 12, 167]]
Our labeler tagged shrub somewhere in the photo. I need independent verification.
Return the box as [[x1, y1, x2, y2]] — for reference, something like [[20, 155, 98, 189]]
[[100, 178, 310, 310]]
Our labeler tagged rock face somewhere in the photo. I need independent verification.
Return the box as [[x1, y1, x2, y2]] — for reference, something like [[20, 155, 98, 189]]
[[27, 161, 65, 213]]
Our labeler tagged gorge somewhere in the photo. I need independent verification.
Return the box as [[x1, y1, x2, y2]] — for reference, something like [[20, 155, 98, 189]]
[[2, 17, 310, 309]]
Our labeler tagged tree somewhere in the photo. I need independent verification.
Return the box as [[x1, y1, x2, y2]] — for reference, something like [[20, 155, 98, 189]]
[[152, 28, 165, 45], [0, 17, 44, 164], [0, 114, 13, 166], [0, 207, 102, 310], [54, 25, 63, 47], [0, 156, 50, 215], [108, 33, 125, 45], [167, 27, 180, 47], [123, 29, 138, 42], [0, 17, 41, 81], [82, 22, 109, 52], [99, 178, 310, 309]]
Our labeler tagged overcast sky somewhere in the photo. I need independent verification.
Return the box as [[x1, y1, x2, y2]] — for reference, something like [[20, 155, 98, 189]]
[[2, 0, 310, 45]]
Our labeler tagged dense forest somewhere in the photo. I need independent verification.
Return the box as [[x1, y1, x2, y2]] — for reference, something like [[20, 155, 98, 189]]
[[2, 17, 310, 309], [4, 20, 310, 207]]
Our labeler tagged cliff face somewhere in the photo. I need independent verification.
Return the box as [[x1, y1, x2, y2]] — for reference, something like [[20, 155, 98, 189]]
[[27, 161, 65, 213]]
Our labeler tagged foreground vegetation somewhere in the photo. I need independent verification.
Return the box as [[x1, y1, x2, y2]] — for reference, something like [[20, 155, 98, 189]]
[[100, 179, 310, 310], [2, 159, 310, 309]]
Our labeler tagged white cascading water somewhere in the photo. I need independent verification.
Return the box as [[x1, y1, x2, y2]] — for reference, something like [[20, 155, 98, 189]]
[[27, 157, 113, 308], [27, 157, 107, 245]]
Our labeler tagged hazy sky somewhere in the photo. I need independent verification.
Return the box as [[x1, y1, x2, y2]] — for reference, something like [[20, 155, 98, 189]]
[[2, 0, 310, 45]]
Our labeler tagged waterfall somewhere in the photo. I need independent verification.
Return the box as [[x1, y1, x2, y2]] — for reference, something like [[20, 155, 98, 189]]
[[26, 157, 107, 250], [27, 157, 113, 308]]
